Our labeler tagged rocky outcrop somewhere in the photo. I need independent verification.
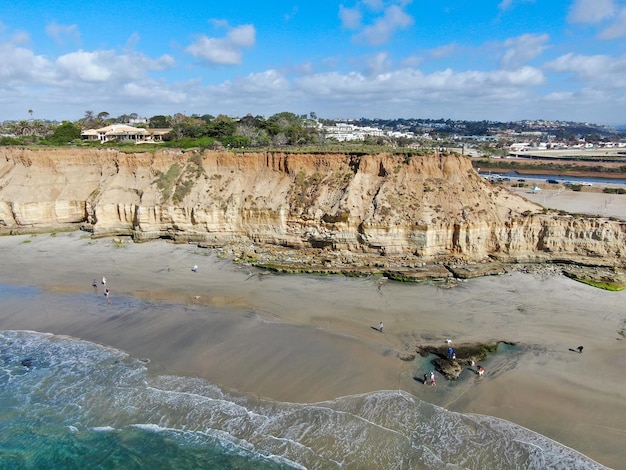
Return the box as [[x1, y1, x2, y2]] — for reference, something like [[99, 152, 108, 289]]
[[0, 147, 624, 269], [416, 343, 508, 380]]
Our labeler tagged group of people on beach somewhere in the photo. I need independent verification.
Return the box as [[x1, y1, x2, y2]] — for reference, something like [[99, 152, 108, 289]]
[[92, 276, 110, 304], [423, 371, 436, 386]]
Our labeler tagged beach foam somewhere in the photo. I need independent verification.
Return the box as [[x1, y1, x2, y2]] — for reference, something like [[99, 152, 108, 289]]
[[0, 330, 609, 469]]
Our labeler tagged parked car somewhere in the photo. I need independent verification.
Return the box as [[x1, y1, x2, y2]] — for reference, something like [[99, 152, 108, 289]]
[[517, 178, 526, 182], [581, 181, 593, 186], [546, 179, 559, 184]]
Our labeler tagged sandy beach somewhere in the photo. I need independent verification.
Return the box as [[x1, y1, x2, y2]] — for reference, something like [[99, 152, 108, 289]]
[[1, 180, 625, 469]]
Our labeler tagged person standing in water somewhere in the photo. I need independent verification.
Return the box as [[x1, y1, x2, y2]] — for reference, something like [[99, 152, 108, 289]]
[[104, 288, 110, 304]]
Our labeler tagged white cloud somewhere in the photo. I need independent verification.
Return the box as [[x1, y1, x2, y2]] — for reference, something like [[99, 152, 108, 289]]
[[545, 52, 626, 86], [498, 0, 536, 11], [219, 69, 290, 95], [186, 23, 255, 65], [340, 1, 414, 45], [567, 0, 616, 23], [430, 43, 457, 59], [294, 66, 544, 98], [400, 55, 422, 67], [45, 22, 80, 46], [339, 5, 362, 29], [0, 43, 53, 85], [54, 50, 174, 83], [501, 33, 549, 68], [356, 4, 413, 45], [122, 81, 187, 104], [599, 7, 626, 38], [364, 52, 392, 76]]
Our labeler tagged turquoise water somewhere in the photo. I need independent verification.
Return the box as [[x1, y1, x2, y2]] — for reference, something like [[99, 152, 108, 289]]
[[1, 332, 609, 470], [0, 330, 295, 470], [0, 284, 609, 469]]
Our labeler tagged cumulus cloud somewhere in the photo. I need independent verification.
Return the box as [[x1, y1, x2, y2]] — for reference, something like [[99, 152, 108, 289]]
[[202, 69, 297, 112], [429, 43, 457, 59], [340, 1, 414, 45], [294, 65, 544, 99], [339, 5, 362, 29], [501, 33, 549, 68], [358, 5, 413, 45], [54, 50, 174, 83], [217, 70, 290, 95], [567, 0, 616, 23], [45, 22, 80, 46], [545, 52, 626, 86], [0, 43, 53, 85], [186, 23, 255, 65], [122, 81, 187, 104], [400, 55, 422, 67], [364, 52, 392, 76], [599, 7, 626, 38]]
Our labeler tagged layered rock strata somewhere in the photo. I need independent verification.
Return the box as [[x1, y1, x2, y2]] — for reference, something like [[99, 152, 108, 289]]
[[0, 148, 624, 268]]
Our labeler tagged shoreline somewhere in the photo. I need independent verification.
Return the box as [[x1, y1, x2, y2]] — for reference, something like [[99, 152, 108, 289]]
[[0, 232, 624, 468]]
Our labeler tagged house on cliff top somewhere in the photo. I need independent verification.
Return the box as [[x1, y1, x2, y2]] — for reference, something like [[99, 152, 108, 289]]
[[81, 124, 171, 144]]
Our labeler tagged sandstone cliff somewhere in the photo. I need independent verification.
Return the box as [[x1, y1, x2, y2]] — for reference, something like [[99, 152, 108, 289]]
[[0, 147, 624, 267]]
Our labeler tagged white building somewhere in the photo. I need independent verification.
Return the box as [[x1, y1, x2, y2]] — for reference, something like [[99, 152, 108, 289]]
[[81, 124, 171, 143]]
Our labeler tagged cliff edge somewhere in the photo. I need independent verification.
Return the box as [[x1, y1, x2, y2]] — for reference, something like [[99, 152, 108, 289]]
[[0, 148, 624, 269]]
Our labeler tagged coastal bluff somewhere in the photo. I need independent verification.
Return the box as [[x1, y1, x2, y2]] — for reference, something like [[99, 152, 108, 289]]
[[0, 147, 624, 269]]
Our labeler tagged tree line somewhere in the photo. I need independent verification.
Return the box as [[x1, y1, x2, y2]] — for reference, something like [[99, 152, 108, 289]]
[[0, 111, 322, 149]]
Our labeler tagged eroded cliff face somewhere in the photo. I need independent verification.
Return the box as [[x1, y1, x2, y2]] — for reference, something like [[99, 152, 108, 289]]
[[0, 147, 624, 266]]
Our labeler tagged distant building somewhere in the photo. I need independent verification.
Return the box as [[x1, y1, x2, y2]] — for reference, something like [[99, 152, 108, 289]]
[[81, 124, 171, 143], [323, 123, 394, 141], [510, 142, 531, 152]]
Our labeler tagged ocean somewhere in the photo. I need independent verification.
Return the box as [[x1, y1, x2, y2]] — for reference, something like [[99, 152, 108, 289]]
[[0, 284, 609, 469]]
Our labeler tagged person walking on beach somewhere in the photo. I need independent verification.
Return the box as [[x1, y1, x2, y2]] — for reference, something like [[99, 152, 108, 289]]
[[379, 321, 384, 333], [92, 278, 97, 292], [104, 288, 110, 304], [102, 276, 107, 286], [423, 373, 428, 385], [430, 371, 436, 387]]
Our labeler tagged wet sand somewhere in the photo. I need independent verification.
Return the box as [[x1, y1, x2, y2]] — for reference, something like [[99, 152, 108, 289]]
[[0, 231, 624, 468]]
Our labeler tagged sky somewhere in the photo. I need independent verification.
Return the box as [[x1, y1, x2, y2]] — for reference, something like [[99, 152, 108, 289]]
[[1, 0, 625, 125]]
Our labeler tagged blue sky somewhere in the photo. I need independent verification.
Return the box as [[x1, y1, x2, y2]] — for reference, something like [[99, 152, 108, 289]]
[[1, 0, 625, 124]]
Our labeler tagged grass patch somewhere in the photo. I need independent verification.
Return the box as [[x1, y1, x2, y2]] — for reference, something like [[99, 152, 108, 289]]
[[603, 187, 626, 194], [154, 163, 182, 201], [575, 279, 625, 291]]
